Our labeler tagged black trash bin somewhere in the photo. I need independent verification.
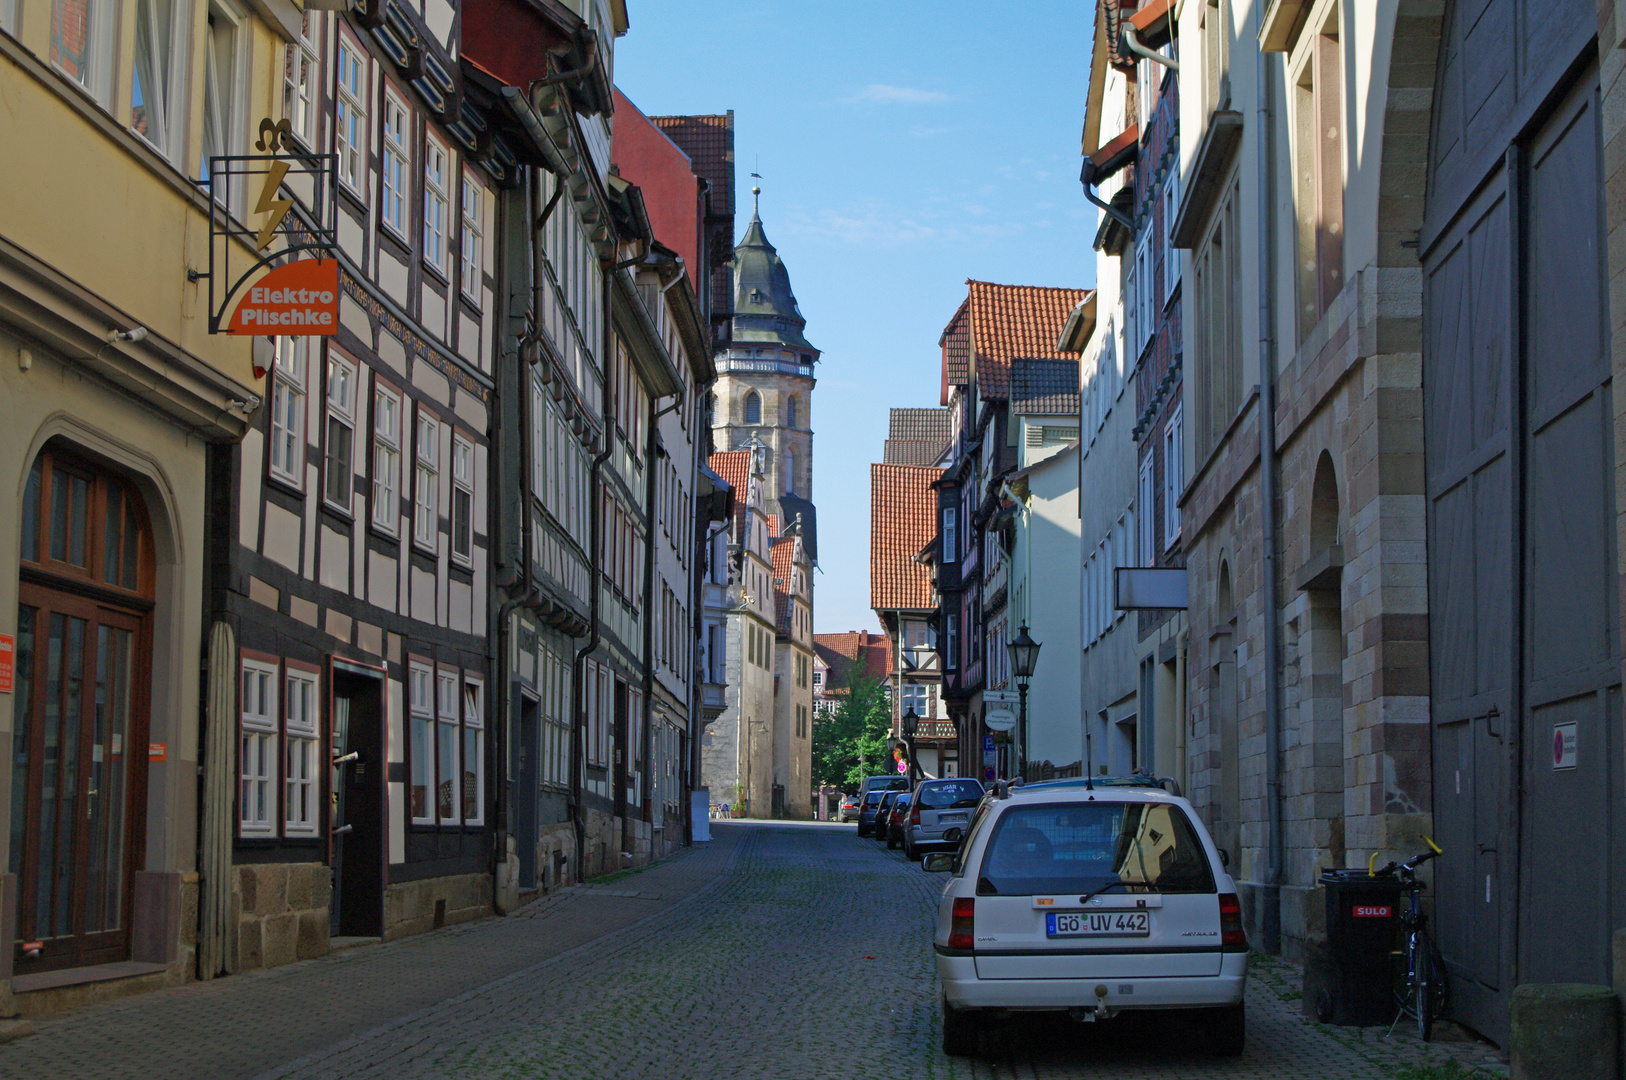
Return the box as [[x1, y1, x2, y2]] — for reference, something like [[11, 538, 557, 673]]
[[1314, 869, 1404, 1025]]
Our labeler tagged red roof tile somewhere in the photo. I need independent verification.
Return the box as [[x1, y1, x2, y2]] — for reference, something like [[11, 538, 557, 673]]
[[940, 299, 970, 399], [771, 536, 797, 634], [966, 281, 1090, 400], [709, 450, 752, 537], [870, 464, 943, 612], [813, 631, 893, 690], [649, 113, 734, 217]]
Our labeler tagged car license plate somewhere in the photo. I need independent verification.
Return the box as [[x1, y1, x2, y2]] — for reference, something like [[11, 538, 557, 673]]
[[1046, 910, 1150, 937], [939, 813, 966, 823]]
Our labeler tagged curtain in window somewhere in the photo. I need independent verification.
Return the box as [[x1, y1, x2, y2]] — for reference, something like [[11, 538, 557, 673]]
[[131, 0, 174, 149]]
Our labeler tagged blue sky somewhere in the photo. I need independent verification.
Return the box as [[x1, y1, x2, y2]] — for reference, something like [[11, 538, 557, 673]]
[[615, 2, 1098, 636]]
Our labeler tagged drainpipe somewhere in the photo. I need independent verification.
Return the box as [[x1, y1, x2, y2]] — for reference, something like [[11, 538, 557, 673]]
[[571, 274, 614, 881], [1256, 45, 1285, 955]]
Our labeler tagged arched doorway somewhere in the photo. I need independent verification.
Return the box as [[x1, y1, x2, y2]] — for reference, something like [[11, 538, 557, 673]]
[[10, 444, 154, 973]]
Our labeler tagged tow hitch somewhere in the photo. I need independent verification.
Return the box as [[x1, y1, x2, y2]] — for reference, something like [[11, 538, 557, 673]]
[[1070, 984, 1119, 1022]]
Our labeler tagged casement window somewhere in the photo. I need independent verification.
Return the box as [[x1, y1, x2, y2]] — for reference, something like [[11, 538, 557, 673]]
[[1194, 187, 1243, 460], [381, 96, 409, 238], [460, 174, 483, 303], [435, 669, 460, 824], [945, 614, 958, 670], [1163, 170, 1182, 303], [901, 681, 928, 717], [423, 134, 448, 274], [1138, 452, 1156, 566], [130, 0, 185, 158], [282, 12, 320, 148], [51, 0, 115, 102], [1163, 404, 1184, 548], [1134, 229, 1154, 359], [324, 355, 356, 510], [269, 337, 307, 486], [451, 435, 473, 564], [744, 391, 761, 425], [413, 410, 439, 548], [283, 667, 319, 836], [1290, 4, 1345, 342], [197, 4, 242, 189], [335, 36, 366, 191], [408, 661, 434, 823], [941, 507, 957, 563], [240, 659, 279, 836], [371, 383, 401, 531], [539, 643, 570, 791], [462, 678, 484, 824]]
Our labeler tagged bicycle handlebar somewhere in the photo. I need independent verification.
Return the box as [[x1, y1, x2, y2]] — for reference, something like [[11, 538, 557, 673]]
[[1369, 839, 1443, 879]]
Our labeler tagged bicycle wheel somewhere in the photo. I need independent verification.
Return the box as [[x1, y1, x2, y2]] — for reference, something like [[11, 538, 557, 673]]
[[1413, 961, 1432, 1041]]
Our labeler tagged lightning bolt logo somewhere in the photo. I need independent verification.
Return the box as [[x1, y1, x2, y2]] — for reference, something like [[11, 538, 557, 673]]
[[254, 160, 293, 250]]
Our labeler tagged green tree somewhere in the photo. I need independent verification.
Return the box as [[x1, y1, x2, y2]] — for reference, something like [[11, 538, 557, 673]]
[[811, 668, 895, 790]]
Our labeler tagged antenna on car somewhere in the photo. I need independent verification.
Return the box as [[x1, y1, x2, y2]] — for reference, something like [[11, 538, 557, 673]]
[[1084, 720, 1095, 790]]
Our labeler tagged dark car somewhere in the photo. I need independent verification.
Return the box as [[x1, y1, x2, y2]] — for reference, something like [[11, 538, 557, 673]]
[[886, 792, 914, 849], [856, 790, 890, 837], [872, 791, 902, 840]]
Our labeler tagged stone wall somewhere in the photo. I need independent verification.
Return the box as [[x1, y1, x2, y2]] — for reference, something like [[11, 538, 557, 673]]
[[235, 863, 330, 971], [383, 873, 491, 942]]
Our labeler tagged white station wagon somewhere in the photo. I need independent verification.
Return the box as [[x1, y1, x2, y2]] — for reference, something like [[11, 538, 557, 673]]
[[923, 778, 1248, 1057]]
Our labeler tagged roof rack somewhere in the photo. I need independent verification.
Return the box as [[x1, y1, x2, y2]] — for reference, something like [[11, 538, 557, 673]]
[[1020, 775, 1184, 797]]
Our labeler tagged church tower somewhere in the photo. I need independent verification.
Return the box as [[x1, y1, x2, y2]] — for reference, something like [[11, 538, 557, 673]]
[[712, 188, 817, 540]]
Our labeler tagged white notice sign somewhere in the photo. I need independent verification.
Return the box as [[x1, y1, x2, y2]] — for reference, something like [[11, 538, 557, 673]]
[[985, 709, 1017, 732], [1552, 722, 1578, 771]]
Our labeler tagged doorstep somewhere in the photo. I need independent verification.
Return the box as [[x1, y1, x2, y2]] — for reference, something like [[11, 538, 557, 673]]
[[11, 961, 168, 995], [328, 936, 381, 955]]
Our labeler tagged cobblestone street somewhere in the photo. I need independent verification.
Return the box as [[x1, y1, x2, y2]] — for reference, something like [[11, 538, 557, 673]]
[[1, 823, 1507, 1080]]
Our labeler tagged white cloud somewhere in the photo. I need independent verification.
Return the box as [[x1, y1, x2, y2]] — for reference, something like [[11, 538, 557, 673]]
[[841, 83, 951, 105]]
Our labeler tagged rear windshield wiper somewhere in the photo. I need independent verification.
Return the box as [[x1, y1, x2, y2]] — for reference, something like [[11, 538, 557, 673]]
[[1076, 879, 1128, 905]]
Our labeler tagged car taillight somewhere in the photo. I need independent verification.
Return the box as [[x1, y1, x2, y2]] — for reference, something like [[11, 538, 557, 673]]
[[1219, 892, 1246, 951], [949, 898, 975, 950], [911, 806, 921, 826]]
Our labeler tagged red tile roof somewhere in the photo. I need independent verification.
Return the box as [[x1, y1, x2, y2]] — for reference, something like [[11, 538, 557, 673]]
[[870, 463, 943, 612], [940, 298, 970, 399], [771, 536, 797, 634], [965, 281, 1090, 400], [709, 450, 752, 537], [813, 631, 893, 690], [649, 113, 734, 217]]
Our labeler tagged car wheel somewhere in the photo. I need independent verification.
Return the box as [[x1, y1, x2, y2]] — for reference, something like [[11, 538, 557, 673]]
[[886, 831, 898, 849], [1206, 1001, 1245, 1057], [904, 838, 915, 860], [941, 997, 981, 1057]]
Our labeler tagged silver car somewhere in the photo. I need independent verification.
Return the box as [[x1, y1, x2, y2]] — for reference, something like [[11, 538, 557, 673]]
[[904, 777, 985, 859]]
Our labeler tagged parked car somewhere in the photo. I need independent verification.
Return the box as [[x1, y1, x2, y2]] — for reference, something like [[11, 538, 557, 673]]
[[904, 777, 985, 860], [839, 794, 861, 822], [862, 774, 909, 797], [856, 790, 890, 837], [924, 778, 1247, 1058], [885, 792, 913, 849], [872, 791, 902, 840]]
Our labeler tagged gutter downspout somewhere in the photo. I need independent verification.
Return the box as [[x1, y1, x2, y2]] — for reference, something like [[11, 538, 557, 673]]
[[572, 275, 614, 882], [1256, 45, 1285, 955], [1081, 160, 1136, 233]]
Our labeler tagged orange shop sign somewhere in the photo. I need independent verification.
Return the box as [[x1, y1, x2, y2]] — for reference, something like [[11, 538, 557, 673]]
[[228, 258, 339, 335]]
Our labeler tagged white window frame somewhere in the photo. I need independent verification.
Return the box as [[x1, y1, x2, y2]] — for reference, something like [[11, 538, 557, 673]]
[[50, 0, 117, 104], [460, 173, 484, 303], [130, 0, 188, 160], [942, 506, 957, 563], [372, 382, 401, 532], [435, 669, 460, 825], [324, 354, 357, 511], [283, 667, 319, 836], [282, 11, 320, 149], [1135, 229, 1154, 359], [1163, 403, 1184, 547], [462, 677, 485, 825], [381, 94, 409, 239], [408, 661, 435, 824], [240, 659, 279, 837], [335, 33, 367, 192], [1163, 169, 1182, 302], [423, 133, 449, 274], [945, 614, 958, 670], [269, 337, 307, 487], [1138, 453, 1156, 566], [414, 409, 440, 550], [451, 434, 474, 565]]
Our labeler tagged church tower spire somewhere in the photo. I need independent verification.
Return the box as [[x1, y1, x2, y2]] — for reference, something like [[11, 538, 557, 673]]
[[712, 189, 818, 561]]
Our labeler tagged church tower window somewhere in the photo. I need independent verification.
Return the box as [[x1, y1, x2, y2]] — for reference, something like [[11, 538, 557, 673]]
[[744, 391, 761, 425]]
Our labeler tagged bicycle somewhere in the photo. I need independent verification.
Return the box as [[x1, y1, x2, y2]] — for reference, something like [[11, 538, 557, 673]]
[[1370, 838, 1448, 1041]]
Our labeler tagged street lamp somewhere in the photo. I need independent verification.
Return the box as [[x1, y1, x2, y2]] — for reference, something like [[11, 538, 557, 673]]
[[902, 707, 920, 784], [1008, 624, 1042, 778]]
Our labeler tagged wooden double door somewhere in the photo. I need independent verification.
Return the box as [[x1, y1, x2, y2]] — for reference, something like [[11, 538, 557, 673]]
[[10, 446, 154, 974]]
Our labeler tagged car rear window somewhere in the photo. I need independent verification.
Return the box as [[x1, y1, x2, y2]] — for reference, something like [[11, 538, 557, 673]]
[[977, 801, 1215, 897], [863, 792, 885, 807], [916, 780, 984, 810]]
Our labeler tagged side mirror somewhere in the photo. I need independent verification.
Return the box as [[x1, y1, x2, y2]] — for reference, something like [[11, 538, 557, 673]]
[[1218, 849, 1231, 868], [922, 852, 954, 873]]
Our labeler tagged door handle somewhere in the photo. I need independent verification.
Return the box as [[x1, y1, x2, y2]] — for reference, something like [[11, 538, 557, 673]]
[[333, 750, 360, 765], [331, 823, 353, 835], [1477, 844, 1497, 855]]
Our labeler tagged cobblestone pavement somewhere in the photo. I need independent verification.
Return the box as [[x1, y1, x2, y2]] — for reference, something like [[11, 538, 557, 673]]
[[1, 821, 1509, 1080]]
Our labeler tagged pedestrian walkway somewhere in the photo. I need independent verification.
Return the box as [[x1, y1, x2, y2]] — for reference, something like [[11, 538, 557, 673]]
[[0, 822, 1510, 1080]]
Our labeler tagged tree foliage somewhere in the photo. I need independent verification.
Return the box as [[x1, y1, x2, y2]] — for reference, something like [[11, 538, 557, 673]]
[[811, 667, 895, 791]]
